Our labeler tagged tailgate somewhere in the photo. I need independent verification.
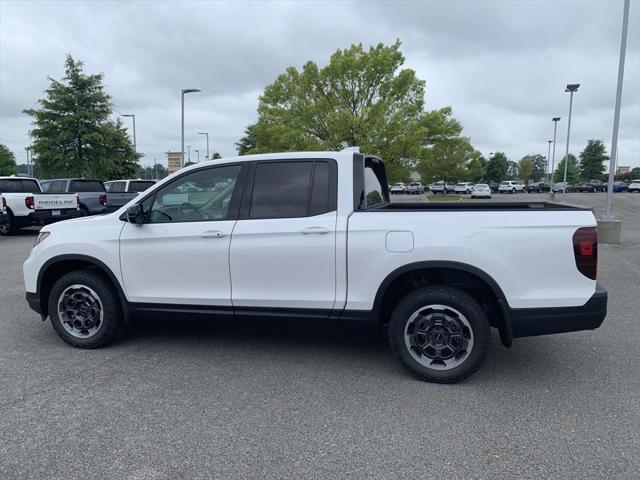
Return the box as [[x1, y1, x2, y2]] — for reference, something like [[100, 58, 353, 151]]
[[106, 192, 137, 208], [33, 194, 78, 210]]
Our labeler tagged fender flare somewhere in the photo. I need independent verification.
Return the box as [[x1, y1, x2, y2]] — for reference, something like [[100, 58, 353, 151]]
[[372, 260, 513, 347]]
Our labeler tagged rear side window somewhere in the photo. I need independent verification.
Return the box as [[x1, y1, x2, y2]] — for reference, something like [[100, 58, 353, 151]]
[[70, 180, 105, 193], [21, 180, 41, 193], [250, 162, 313, 219], [363, 158, 388, 208], [107, 181, 125, 193], [129, 181, 155, 192], [0, 179, 21, 193]]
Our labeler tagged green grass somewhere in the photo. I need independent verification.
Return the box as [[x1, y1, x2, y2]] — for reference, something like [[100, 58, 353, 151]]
[[425, 194, 462, 202]]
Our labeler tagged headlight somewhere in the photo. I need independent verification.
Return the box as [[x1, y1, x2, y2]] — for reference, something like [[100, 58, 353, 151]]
[[34, 231, 50, 247]]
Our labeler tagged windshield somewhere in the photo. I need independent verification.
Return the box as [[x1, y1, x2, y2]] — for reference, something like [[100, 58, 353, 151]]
[[500, 181, 510, 185]]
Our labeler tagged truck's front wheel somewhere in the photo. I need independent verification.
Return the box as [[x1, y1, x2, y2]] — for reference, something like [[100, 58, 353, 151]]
[[0, 211, 16, 236], [48, 270, 123, 348], [389, 286, 490, 383]]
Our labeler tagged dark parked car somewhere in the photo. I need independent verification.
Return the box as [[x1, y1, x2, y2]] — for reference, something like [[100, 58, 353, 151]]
[[611, 181, 628, 192], [40, 178, 107, 215], [527, 182, 551, 193], [552, 182, 576, 193], [577, 180, 606, 192]]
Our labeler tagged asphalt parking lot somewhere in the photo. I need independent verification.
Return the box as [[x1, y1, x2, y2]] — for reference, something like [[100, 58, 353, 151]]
[[1, 193, 639, 479]]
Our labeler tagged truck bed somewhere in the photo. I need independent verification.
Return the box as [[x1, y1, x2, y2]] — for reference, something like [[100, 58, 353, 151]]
[[377, 202, 590, 212]]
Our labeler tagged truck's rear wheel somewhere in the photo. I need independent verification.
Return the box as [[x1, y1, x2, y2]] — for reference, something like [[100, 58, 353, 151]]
[[48, 270, 123, 348], [389, 286, 490, 383], [0, 211, 16, 236]]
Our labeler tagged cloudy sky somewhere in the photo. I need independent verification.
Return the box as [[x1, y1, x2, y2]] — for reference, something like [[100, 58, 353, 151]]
[[1, 0, 638, 170]]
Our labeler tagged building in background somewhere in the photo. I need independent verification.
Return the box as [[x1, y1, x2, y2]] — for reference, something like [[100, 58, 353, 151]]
[[166, 151, 182, 175], [616, 165, 630, 175]]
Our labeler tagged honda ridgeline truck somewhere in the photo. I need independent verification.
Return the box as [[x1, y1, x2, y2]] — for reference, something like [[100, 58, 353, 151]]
[[22, 149, 607, 383], [40, 178, 108, 216], [1, 176, 80, 235]]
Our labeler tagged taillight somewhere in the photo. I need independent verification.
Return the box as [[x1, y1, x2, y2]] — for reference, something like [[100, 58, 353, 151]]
[[25, 196, 35, 209], [573, 227, 597, 280], [76, 195, 80, 209], [1, 196, 6, 211], [99, 194, 107, 206]]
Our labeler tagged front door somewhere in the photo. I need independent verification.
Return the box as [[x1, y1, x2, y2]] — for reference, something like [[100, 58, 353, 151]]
[[119, 163, 245, 306], [230, 160, 337, 310]]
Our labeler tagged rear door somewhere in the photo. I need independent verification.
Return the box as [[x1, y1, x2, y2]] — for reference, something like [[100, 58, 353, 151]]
[[229, 159, 338, 311]]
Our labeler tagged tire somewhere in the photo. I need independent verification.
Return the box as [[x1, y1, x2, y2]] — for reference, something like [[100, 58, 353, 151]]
[[0, 211, 17, 236], [79, 206, 90, 217], [48, 269, 123, 348], [388, 286, 490, 384]]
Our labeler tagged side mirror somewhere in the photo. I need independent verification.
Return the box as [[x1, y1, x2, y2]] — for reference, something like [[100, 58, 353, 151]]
[[126, 204, 144, 225]]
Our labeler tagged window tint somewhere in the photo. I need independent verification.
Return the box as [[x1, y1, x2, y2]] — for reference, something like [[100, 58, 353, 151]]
[[364, 159, 388, 208], [108, 182, 126, 193], [250, 162, 313, 219], [0, 179, 20, 193], [70, 180, 105, 193], [309, 162, 330, 216], [128, 181, 155, 193], [21, 180, 41, 193], [40, 181, 51, 192], [48, 181, 67, 193], [147, 165, 241, 223]]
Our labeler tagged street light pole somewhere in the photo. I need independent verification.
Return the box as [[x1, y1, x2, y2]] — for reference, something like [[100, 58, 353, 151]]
[[194, 149, 200, 163], [546, 140, 553, 183], [186, 145, 192, 164], [549, 117, 561, 198], [197, 132, 209, 161], [122, 114, 136, 153], [181, 88, 201, 168], [562, 84, 580, 200], [605, 0, 630, 220]]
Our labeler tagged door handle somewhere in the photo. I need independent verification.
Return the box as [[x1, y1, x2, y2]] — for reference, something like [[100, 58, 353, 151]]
[[200, 230, 226, 238], [299, 226, 331, 235]]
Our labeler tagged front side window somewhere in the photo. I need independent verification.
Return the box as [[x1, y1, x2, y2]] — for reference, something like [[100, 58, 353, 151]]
[[146, 165, 242, 223]]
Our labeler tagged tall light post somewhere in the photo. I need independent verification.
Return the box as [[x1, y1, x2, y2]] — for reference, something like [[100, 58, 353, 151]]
[[181, 88, 201, 167], [186, 145, 192, 164], [197, 132, 209, 161], [562, 84, 580, 199], [605, 0, 630, 221], [194, 149, 200, 163], [121, 114, 136, 153], [546, 140, 553, 183], [549, 117, 561, 198]]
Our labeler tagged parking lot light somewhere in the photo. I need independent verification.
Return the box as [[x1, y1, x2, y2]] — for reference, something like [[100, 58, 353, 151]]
[[181, 88, 201, 167], [546, 140, 553, 183], [562, 85, 580, 200]]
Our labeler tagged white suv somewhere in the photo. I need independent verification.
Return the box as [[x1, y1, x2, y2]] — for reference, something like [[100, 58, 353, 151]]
[[498, 181, 525, 194]]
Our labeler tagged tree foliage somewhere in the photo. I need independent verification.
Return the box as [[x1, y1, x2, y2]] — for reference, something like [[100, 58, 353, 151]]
[[237, 41, 470, 182], [0, 144, 17, 176], [579, 139, 609, 180], [485, 152, 509, 182], [517, 157, 534, 185], [519, 153, 548, 182], [24, 55, 140, 180], [554, 154, 579, 184]]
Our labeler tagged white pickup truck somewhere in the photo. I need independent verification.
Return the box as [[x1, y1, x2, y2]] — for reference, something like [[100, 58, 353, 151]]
[[22, 149, 607, 383], [0, 176, 81, 235]]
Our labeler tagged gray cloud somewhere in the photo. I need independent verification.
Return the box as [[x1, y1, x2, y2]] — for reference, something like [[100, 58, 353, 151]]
[[1, 0, 638, 170]]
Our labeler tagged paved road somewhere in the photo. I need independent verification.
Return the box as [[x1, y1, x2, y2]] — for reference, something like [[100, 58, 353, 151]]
[[1, 214, 639, 479], [395, 191, 640, 244]]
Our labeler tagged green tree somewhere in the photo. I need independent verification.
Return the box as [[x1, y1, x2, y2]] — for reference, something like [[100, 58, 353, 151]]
[[579, 139, 609, 180], [237, 41, 466, 182], [519, 153, 548, 182], [211, 152, 222, 160], [0, 144, 17, 175], [419, 136, 478, 182], [517, 156, 534, 185], [24, 55, 141, 180], [464, 152, 486, 182], [554, 154, 579, 184], [485, 152, 509, 182], [507, 160, 518, 179]]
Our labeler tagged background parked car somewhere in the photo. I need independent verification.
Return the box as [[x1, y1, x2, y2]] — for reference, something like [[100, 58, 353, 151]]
[[40, 178, 107, 216], [577, 180, 606, 192], [498, 180, 525, 193], [527, 182, 551, 193], [389, 182, 406, 194], [405, 182, 424, 194], [471, 183, 491, 199], [104, 179, 157, 211], [611, 181, 629, 192], [552, 182, 576, 193], [487, 181, 500, 192], [454, 182, 474, 194], [629, 180, 640, 193]]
